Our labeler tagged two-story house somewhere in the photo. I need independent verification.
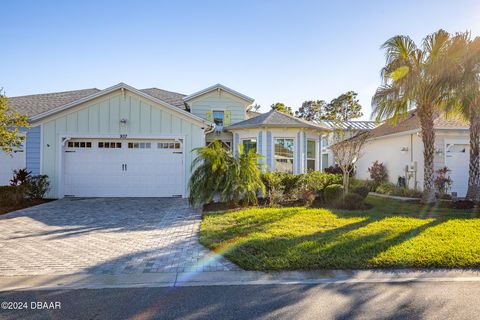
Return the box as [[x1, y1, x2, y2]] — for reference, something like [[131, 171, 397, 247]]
[[0, 83, 329, 198]]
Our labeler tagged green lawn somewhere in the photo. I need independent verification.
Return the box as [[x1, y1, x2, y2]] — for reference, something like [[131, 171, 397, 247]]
[[200, 195, 480, 270]]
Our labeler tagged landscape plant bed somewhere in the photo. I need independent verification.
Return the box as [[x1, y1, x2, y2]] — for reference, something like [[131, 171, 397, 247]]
[[200, 195, 480, 270], [0, 199, 53, 215]]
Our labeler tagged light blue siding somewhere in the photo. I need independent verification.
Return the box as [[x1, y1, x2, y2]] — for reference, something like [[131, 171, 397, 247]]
[[296, 132, 301, 174], [234, 133, 240, 156], [257, 131, 263, 165], [26, 126, 41, 175], [303, 132, 307, 173], [266, 131, 272, 171]]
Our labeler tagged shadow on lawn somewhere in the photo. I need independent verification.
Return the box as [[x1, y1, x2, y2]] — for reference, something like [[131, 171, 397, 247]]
[[207, 208, 444, 270]]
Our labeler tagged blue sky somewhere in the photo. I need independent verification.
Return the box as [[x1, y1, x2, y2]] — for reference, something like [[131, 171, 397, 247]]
[[2, 0, 479, 119]]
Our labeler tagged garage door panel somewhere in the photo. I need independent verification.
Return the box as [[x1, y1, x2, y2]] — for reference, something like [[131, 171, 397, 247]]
[[445, 143, 469, 197], [64, 139, 184, 197]]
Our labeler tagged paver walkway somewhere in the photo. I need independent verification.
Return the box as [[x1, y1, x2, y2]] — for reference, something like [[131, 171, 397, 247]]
[[0, 198, 238, 276]]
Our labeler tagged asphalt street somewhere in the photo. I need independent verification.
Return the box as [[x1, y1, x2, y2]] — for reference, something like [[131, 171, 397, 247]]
[[1, 281, 479, 319]]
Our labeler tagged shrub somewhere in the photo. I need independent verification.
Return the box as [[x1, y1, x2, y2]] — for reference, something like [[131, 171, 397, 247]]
[[375, 182, 397, 195], [10, 168, 31, 186], [26, 175, 50, 199], [277, 172, 304, 199], [368, 161, 388, 184], [434, 166, 452, 197], [303, 171, 342, 193], [374, 182, 422, 198], [0, 185, 27, 205], [399, 188, 422, 198], [298, 187, 316, 206], [261, 172, 285, 207], [334, 193, 365, 210], [323, 184, 343, 204], [352, 185, 369, 199], [324, 164, 354, 176], [451, 199, 475, 210]]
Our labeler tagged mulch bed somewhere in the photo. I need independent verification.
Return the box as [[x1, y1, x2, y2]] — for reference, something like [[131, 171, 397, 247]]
[[0, 199, 53, 215]]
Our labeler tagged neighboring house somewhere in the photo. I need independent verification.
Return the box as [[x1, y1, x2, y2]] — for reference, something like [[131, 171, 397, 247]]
[[320, 120, 377, 170], [0, 83, 329, 198], [355, 110, 470, 197]]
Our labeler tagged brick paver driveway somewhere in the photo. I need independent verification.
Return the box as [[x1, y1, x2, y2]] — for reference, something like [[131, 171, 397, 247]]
[[0, 198, 238, 276]]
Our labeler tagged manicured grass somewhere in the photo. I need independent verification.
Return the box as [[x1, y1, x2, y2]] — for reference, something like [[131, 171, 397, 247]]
[[200, 195, 480, 270]]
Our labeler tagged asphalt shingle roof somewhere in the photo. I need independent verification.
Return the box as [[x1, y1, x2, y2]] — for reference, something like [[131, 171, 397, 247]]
[[369, 110, 469, 139], [139, 88, 186, 109], [8, 88, 101, 117], [7, 87, 188, 117], [226, 109, 331, 130]]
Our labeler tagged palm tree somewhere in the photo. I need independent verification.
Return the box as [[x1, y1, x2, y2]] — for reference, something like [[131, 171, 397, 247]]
[[188, 140, 265, 207], [445, 33, 480, 201], [372, 30, 454, 203]]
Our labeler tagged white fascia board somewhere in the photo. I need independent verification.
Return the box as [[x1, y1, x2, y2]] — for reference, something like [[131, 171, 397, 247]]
[[183, 83, 255, 103], [367, 129, 420, 141], [30, 82, 213, 127]]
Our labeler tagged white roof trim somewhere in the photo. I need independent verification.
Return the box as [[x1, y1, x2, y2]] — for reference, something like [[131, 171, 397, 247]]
[[29, 82, 212, 127], [183, 83, 255, 103]]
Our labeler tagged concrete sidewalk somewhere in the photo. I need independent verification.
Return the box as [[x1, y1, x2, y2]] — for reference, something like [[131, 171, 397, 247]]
[[2, 269, 480, 291]]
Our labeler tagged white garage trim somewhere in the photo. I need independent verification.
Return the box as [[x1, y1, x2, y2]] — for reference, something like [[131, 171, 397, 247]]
[[57, 134, 186, 198]]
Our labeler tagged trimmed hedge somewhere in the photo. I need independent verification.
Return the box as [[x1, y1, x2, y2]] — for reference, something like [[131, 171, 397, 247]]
[[0, 185, 28, 205], [323, 184, 344, 204]]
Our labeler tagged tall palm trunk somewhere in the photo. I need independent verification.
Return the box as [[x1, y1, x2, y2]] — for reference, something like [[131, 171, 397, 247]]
[[466, 111, 480, 201], [419, 107, 436, 203]]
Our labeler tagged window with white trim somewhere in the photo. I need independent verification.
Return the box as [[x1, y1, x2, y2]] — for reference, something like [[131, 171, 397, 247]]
[[128, 142, 152, 149], [99, 142, 122, 148], [274, 138, 294, 173], [446, 144, 468, 153], [307, 139, 316, 171], [157, 142, 181, 149], [67, 141, 92, 148], [242, 138, 257, 154], [213, 111, 224, 126]]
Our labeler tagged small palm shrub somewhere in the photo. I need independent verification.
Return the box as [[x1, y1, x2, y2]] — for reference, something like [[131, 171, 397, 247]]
[[189, 140, 265, 207]]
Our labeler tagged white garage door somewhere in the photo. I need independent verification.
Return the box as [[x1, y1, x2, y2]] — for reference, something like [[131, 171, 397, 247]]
[[445, 143, 469, 197], [64, 139, 184, 197], [0, 150, 25, 186]]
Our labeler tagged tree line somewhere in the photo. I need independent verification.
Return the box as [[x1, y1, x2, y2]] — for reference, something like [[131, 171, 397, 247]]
[[250, 90, 363, 122]]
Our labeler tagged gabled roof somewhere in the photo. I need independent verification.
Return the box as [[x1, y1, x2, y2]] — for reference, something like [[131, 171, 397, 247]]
[[369, 110, 469, 139], [226, 109, 331, 130], [321, 120, 377, 131], [183, 83, 254, 103], [8, 86, 188, 117], [14, 83, 211, 126]]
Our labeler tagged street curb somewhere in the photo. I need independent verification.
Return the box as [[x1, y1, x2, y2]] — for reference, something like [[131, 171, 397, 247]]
[[3, 269, 480, 291]]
